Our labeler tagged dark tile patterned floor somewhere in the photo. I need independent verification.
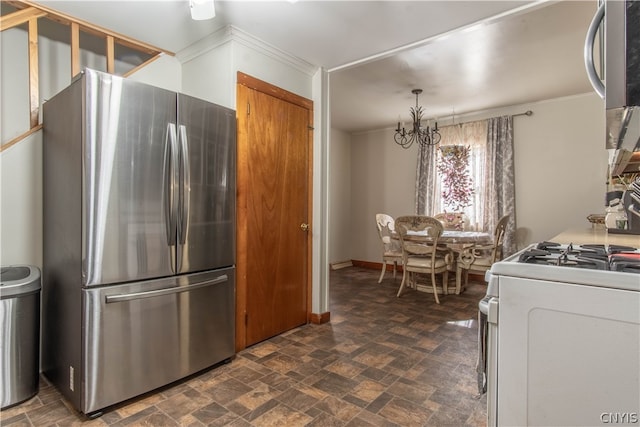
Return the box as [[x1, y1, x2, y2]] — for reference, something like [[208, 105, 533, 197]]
[[1, 267, 487, 426]]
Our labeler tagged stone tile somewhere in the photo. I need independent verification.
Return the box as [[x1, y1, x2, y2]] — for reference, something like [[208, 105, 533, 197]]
[[386, 379, 435, 405], [359, 366, 388, 382], [23, 400, 75, 426], [276, 388, 319, 412], [205, 378, 253, 405], [349, 379, 386, 403], [6, 267, 487, 427], [260, 353, 300, 375], [250, 404, 313, 427], [240, 399, 280, 423], [304, 411, 345, 427], [155, 391, 211, 422], [245, 342, 280, 358], [324, 359, 366, 379], [378, 397, 434, 427], [311, 372, 359, 396], [234, 382, 281, 411], [346, 409, 401, 427], [364, 391, 394, 414], [227, 366, 266, 384], [191, 401, 231, 424], [0, 413, 32, 427], [352, 351, 396, 370], [313, 396, 362, 422], [109, 406, 161, 427]]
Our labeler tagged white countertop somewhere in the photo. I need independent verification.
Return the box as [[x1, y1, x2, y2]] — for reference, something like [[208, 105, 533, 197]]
[[551, 228, 640, 247]]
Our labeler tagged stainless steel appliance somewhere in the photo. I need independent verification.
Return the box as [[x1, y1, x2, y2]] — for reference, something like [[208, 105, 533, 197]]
[[0, 266, 41, 409], [479, 241, 640, 426], [585, 0, 640, 175], [42, 69, 236, 415]]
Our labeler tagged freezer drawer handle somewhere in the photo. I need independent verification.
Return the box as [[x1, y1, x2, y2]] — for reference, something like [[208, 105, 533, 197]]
[[105, 274, 228, 303]]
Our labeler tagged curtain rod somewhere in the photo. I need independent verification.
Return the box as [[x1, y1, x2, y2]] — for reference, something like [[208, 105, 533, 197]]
[[440, 109, 533, 127]]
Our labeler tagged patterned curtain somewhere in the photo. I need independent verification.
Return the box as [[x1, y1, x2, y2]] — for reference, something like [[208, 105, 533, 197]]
[[416, 116, 518, 254], [415, 143, 438, 215], [434, 121, 487, 230], [485, 116, 517, 255], [416, 121, 487, 228]]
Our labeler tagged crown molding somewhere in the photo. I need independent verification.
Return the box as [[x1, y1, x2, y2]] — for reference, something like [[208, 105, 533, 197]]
[[176, 25, 317, 76]]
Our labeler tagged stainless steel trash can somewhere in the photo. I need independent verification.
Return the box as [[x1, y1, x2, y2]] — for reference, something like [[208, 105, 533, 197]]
[[0, 265, 41, 409]]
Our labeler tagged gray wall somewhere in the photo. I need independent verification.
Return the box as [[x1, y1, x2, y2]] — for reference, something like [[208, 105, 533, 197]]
[[328, 128, 352, 264]]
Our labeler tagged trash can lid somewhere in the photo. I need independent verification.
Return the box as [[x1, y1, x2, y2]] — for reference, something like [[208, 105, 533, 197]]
[[0, 265, 41, 298]]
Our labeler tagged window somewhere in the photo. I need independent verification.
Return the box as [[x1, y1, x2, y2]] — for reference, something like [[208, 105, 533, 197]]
[[432, 120, 488, 231]]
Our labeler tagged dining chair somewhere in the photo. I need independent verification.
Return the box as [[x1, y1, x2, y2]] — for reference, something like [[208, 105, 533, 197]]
[[375, 213, 403, 283], [434, 212, 467, 230], [395, 215, 453, 304], [455, 214, 510, 290]]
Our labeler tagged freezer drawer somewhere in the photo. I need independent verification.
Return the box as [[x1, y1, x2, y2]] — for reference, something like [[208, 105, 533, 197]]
[[82, 268, 235, 414]]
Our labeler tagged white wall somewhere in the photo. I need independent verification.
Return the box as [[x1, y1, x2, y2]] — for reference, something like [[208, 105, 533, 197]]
[[1, 133, 43, 266], [344, 92, 607, 264], [127, 54, 182, 93], [328, 128, 352, 264], [179, 27, 315, 108], [181, 42, 234, 108], [349, 127, 418, 264], [512, 94, 607, 244]]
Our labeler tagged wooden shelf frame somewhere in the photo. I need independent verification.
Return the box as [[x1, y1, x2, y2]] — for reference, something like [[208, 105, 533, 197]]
[[1, 0, 175, 152]]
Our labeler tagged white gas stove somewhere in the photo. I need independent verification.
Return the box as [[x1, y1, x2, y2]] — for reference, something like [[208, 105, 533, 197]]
[[486, 241, 640, 297], [479, 241, 640, 426]]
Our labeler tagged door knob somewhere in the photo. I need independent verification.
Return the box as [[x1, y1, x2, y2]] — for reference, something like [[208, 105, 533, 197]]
[[300, 223, 309, 232]]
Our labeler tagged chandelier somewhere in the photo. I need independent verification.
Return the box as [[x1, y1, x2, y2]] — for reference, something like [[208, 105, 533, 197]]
[[394, 89, 441, 149]]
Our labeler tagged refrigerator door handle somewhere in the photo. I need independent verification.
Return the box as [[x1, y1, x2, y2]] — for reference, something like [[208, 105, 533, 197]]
[[178, 124, 190, 246], [105, 274, 229, 303], [165, 123, 179, 247]]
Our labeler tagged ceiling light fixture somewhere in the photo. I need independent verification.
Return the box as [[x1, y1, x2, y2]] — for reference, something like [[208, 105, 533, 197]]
[[394, 89, 441, 149], [190, 0, 215, 20]]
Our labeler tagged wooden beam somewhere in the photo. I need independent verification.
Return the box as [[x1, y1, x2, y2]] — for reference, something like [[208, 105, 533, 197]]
[[0, 125, 43, 153], [0, 7, 46, 31], [10, 0, 174, 56], [71, 22, 80, 77], [106, 35, 115, 74], [123, 53, 163, 78], [1, 0, 175, 148], [28, 17, 39, 128]]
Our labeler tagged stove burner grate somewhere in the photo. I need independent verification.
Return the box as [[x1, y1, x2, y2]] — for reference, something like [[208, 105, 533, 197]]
[[519, 242, 640, 273]]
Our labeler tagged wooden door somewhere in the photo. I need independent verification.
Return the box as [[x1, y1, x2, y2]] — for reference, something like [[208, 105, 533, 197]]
[[236, 73, 313, 350]]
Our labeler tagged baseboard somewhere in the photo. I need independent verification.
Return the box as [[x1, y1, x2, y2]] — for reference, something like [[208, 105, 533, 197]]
[[351, 259, 386, 270], [330, 260, 353, 270], [310, 312, 330, 324]]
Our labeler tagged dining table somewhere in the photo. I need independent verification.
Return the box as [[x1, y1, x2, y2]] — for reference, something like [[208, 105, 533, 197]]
[[392, 229, 493, 295]]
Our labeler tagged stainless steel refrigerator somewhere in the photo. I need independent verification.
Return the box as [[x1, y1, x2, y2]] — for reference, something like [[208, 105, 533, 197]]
[[42, 69, 236, 415]]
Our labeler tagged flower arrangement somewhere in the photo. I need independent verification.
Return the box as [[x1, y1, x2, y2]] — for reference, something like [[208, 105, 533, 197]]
[[437, 145, 474, 212]]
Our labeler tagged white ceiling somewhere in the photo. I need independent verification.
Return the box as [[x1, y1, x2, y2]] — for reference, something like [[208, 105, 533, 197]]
[[30, 0, 601, 133], [330, 1, 599, 132]]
